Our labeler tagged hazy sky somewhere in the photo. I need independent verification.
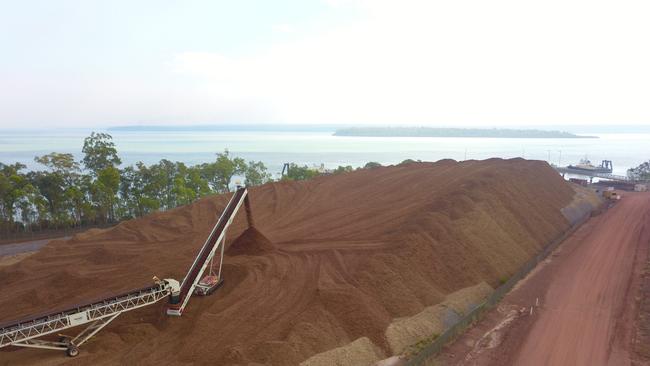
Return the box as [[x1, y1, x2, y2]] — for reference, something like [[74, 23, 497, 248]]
[[1, 0, 649, 128]]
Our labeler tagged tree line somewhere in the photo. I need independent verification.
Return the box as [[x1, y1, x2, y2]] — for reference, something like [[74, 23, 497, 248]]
[[0, 132, 275, 234], [0, 132, 386, 236]]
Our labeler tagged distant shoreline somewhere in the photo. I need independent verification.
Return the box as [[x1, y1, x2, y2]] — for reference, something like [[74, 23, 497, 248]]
[[333, 127, 597, 138], [107, 124, 339, 132]]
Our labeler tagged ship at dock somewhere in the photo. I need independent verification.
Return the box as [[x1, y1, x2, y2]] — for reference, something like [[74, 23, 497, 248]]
[[567, 158, 613, 174]]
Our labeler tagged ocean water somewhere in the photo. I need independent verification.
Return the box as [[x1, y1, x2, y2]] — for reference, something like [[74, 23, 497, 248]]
[[0, 129, 648, 178]]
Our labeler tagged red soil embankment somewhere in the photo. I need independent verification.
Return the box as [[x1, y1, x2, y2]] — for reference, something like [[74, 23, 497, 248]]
[[0, 158, 576, 365], [436, 193, 650, 366]]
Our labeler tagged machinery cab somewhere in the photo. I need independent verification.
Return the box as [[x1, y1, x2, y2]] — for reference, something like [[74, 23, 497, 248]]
[[159, 278, 183, 316]]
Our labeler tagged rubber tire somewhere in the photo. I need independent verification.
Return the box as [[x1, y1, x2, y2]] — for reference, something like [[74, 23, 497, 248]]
[[66, 345, 79, 357]]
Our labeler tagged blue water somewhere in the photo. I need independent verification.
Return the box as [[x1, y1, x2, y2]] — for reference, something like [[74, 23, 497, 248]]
[[1, 129, 648, 178]]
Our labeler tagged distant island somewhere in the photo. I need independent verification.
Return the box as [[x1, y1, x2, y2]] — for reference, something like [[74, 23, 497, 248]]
[[333, 127, 597, 138], [108, 124, 340, 132]]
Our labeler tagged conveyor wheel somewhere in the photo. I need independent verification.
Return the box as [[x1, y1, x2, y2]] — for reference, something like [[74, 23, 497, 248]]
[[66, 345, 79, 357]]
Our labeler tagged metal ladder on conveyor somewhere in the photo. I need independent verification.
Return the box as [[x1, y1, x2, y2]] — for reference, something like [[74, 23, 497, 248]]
[[0, 187, 253, 357]]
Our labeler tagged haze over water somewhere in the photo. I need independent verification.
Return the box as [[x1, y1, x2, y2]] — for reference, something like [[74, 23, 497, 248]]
[[1, 128, 648, 177]]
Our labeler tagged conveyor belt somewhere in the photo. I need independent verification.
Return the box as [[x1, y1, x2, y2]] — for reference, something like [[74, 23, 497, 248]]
[[0, 186, 252, 356], [168, 187, 249, 315], [0, 282, 172, 353]]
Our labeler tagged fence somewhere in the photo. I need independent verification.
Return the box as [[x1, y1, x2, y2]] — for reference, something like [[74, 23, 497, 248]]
[[406, 209, 596, 365]]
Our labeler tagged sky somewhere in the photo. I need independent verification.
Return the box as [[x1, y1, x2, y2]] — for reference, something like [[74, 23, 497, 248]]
[[1, 0, 649, 129]]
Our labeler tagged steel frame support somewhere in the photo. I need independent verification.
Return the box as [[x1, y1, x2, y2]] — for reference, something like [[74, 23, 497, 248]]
[[72, 312, 120, 347], [1, 284, 170, 351], [12, 312, 120, 353], [217, 234, 225, 279], [205, 232, 225, 279], [10, 339, 68, 351]]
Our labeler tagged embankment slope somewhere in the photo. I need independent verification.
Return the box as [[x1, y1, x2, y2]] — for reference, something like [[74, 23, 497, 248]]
[[0, 158, 578, 365]]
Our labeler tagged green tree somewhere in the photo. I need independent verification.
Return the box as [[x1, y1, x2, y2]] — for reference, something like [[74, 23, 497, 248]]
[[400, 159, 419, 164], [119, 163, 153, 219], [118, 165, 143, 219], [34, 152, 80, 180], [172, 163, 204, 206], [17, 183, 43, 229], [31, 171, 66, 223], [132, 162, 165, 214], [35, 152, 84, 225], [65, 185, 86, 224], [0, 163, 29, 224], [149, 159, 178, 209], [244, 161, 271, 186], [95, 166, 121, 222], [119, 160, 210, 218], [332, 165, 353, 174], [183, 165, 211, 200], [80, 133, 122, 223], [201, 150, 246, 193], [0, 168, 12, 223], [76, 174, 96, 224], [284, 163, 320, 181], [363, 161, 382, 169], [82, 132, 121, 174]]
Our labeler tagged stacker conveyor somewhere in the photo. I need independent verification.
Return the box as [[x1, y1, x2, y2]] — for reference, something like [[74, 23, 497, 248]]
[[0, 187, 252, 357]]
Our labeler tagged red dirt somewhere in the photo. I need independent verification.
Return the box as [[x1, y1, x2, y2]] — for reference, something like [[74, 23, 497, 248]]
[[633, 255, 650, 363], [226, 227, 275, 256], [0, 159, 578, 365], [436, 192, 650, 366]]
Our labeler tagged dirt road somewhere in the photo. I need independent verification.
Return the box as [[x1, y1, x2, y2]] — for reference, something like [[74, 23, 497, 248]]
[[515, 193, 650, 365], [0, 238, 60, 269], [0, 238, 53, 256], [438, 192, 650, 366]]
